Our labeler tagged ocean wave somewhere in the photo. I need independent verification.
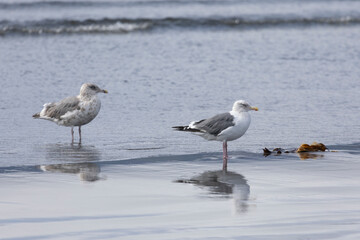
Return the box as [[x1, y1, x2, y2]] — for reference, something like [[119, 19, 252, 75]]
[[0, 19, 151, 35], [1, 16, 359, 36]]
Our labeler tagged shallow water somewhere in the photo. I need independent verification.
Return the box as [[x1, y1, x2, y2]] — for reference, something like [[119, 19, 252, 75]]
[[1, 26, 360, 167], [1, 0, 360, 239]]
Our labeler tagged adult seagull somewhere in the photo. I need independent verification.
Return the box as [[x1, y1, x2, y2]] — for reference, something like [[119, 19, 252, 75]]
[[33, 83, 108, 144], [173, 100, 258, 170]]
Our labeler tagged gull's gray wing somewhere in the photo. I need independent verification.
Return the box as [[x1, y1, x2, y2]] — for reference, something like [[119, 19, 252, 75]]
[[194, 112, 235, 136], [45, 96, 80, 119]]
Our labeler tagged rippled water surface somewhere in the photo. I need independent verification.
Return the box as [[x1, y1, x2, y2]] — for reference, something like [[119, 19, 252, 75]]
[[0, 0, 360, 239]]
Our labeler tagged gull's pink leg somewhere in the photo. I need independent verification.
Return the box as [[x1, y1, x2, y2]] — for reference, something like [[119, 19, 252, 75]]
[[78, 126, 82, 144], [223, 141, 228, 170], [71, 127, 74, 144]]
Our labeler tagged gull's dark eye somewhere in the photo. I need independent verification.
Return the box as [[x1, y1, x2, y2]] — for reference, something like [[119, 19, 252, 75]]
[[90, 85, 96, 90]]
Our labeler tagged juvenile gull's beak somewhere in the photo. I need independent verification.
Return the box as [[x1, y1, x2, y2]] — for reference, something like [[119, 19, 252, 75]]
[[251, 106, 258, 111], [102, 89, 108, 94]]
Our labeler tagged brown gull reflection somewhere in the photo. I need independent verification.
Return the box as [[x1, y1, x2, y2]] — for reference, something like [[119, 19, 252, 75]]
[[176, 170, 250, 213], [40, 144, 102, 182], [44, 143, 100, 162]]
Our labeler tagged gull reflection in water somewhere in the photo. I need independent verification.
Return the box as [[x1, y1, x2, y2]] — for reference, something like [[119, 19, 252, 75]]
[[176, 170, 250, 213], [40, 144, 102, 182]]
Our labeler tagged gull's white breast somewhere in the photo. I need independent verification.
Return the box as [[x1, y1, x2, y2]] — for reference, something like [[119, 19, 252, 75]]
[[216, 111, 251, 142]]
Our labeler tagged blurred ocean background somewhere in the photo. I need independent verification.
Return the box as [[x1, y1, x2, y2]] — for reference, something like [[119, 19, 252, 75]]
[[0, 0, 360, 239]]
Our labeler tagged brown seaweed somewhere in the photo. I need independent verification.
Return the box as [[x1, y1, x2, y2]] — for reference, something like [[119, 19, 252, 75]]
[[263, 142, 329, 157]]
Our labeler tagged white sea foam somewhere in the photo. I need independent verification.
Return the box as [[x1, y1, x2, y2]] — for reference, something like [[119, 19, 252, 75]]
[[66, 22, 150, 33]]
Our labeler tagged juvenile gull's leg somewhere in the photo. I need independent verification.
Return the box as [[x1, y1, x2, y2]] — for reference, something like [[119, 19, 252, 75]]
[[71, 127, 74, 144], [79, 126, 82, 144], [223, 141, 228, 170]]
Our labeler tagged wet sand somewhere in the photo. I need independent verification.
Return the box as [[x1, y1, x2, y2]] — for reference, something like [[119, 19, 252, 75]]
[[1, 144, 359, 240]]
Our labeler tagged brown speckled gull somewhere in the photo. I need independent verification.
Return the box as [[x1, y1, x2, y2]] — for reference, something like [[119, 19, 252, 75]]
[[33, 83, 108, 144]]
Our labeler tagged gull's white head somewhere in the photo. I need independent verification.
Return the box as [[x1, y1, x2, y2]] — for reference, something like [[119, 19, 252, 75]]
[[80, 83, 108, 97], [232, 100, 258, 113]]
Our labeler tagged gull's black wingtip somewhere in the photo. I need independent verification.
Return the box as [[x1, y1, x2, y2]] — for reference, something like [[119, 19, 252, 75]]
[[172, 126, 186, 131], [172, 126, 201, 132]]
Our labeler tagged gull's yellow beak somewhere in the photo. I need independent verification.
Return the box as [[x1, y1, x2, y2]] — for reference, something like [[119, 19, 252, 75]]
[[102, 89, 108, 94], [251, 106, 259, 111]]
